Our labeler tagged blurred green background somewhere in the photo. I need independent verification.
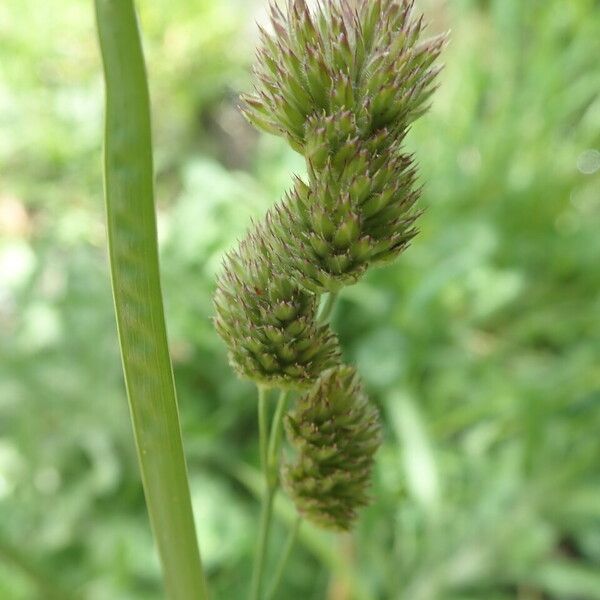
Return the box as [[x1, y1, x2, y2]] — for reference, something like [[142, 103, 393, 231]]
[[1, 0, 599, 598]]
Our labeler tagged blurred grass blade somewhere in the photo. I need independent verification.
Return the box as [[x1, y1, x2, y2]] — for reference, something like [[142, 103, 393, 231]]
[[529, 560, 600, 600], [387, 391, 441, 516], [0, 536, 76, 600], [94, 1, 208, 598]]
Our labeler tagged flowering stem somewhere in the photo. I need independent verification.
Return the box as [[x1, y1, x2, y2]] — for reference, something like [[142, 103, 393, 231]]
[[250, 483, 275, 600], [265, 515, 302, 600], [250, 389, 290, 600], [267, 390, 290, 485], [258, 386, 269, 473], [253, 293, 335, 598]]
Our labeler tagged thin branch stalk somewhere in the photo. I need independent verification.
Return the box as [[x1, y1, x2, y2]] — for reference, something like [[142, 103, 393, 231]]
[[250, 389, 290, 600]]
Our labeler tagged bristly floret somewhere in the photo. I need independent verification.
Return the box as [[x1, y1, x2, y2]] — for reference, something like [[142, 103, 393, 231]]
[[213, 0, 445, 532], [213, 223, 342, 388], [239, 0, 445, 292], [267, 110, 421, 292], [283, 366, 382, 530], [241, 0, 446, 152]]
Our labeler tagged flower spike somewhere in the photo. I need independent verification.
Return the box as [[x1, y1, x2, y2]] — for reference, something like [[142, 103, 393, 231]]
[[214, 223, 341, 389], [283, 366, 382, 530], [214, 0, 444, 529]]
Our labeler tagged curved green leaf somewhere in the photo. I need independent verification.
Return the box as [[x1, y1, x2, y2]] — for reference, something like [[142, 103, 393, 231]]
[[94, 1, 209, 598]]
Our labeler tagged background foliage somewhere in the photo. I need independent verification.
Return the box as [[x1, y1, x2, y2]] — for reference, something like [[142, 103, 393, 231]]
[[1, 0, 599, 598]]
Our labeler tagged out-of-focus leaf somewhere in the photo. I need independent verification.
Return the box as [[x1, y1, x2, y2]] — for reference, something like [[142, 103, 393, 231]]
[[387, 391, 441, 517]]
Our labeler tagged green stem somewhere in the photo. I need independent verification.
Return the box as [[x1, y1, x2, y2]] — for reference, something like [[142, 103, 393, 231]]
[[265, 516, 302, 600], [250, 483, 275, 600], [318, 292, 339, 324], [267, 390, 290, 486], [258, 386, 269, 471], [94, 2, 208, 598], [250, 389, 290, 600]]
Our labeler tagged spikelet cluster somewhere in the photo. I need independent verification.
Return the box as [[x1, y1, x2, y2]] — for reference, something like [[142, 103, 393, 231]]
[[283, 366, 381, 530], [214, 224, 341, 388], [214, 0, 444, 529], [241, 0, 445, 291], [243, 0, 444, 151], [266, 123, 420, 291]]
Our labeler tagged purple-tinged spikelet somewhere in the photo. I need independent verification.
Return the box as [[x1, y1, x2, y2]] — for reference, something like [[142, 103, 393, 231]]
[[283, 366, 382, 530], [242, 0, 445, 151], [214, 223, 341, 388], [214, 0, 445, 528], [238, 0, 446, 292]]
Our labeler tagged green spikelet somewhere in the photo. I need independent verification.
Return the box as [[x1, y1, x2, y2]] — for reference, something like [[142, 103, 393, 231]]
[[241, 0, 446, 150], [283, 366, 382, 530], [213, 0, 446, 544], [214, 224, 341, 388], [267, 114, 421, 292], [239, 0, 445, 293]]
